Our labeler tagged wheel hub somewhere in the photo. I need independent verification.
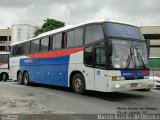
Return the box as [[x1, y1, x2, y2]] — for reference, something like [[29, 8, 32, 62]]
[[75, 79, 82, 89]]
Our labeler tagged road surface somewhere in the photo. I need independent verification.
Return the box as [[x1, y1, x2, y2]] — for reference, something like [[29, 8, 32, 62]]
[[0, 81, 160, 119]]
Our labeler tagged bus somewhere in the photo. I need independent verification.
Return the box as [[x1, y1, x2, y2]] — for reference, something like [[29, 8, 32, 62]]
[[0, 52, 9, 81], [10, 20, 152, 94]]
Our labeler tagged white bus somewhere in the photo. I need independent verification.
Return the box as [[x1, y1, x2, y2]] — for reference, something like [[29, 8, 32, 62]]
[[0, 52, 9, 81], [10, 20, 152, 94]]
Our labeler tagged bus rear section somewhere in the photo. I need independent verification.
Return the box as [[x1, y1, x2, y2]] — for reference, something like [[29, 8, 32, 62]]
[[0, 52, 9, 81]]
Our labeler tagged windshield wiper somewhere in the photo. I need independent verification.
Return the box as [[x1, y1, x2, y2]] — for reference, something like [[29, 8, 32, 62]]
[[126, 47, 134, 68], [135, 46, 146, 68]]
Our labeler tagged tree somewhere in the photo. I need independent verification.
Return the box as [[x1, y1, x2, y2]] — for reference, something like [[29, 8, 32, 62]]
[[34, 18, 65, 36]]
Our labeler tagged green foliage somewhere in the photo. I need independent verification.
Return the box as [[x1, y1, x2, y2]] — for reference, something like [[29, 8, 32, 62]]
[[34, 18, 65, 36]]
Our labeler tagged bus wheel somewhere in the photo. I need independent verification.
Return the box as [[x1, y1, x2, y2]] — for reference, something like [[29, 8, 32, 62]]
[[2, 73, 8, 82], [72, 73, 85, 94], [17, 72, 23, 85], [23, 72, 30, 86]]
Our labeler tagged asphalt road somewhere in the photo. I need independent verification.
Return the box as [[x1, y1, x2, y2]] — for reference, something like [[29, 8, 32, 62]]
[[0, 81, 160, 119]]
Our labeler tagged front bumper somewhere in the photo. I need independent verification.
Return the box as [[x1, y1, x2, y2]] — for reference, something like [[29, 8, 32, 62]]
[[107, 79, 153, 92]]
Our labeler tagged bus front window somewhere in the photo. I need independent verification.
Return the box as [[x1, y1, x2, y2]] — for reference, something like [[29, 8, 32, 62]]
[[111, 40, 134, 69], [110, 39, 148, 69]]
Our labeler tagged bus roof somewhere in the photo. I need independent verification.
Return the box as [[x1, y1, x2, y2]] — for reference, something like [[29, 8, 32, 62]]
[[0, 51, 10, 54], [11, 19, 138, 46]]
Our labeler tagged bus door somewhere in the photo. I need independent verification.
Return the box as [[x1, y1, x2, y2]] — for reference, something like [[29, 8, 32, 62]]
[[84, 46, 95, 90], [94, 42, 108, 91]]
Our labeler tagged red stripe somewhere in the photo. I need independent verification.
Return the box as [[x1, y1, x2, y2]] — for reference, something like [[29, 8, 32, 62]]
[[139, 70, 150, 74], [0, 62, 8, 65], [27, 48, 83, 59]]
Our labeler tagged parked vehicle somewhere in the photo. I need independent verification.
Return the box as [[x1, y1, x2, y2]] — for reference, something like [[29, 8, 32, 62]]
[[10, 20, 152, 94], [149, 76, 160, 88], [0, 52, 9, 81]]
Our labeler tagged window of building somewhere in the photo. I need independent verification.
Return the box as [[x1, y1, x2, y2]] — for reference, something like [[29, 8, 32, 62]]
[[85, 25, 104, 45], [31, 39, 40, 53], [41, 37, 49, 52], [150, 47, 160, 57], [0, 36, 7, 41], [9, 36, 11, 41], [0, 46, 5, 51]]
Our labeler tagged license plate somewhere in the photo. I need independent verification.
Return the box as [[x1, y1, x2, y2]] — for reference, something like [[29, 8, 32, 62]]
[[131, 83, 137, 87]]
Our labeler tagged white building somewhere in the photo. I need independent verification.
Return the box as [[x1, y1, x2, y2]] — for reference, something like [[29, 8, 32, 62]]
[[11, 22, 38, 43]]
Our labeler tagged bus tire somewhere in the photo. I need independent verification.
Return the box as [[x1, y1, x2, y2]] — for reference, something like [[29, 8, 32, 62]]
[[72, 73, 85, 94], [17, 72, 23, 85], [23, 72, 30, 86], [2, 73, 8, 82]]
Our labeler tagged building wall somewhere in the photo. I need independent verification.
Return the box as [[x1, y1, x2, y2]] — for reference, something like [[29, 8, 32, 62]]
[[0, 29, 11, 51], [141, 26, 160, 58], [141, 26, 160, 69], [0, 23, 38, 52]]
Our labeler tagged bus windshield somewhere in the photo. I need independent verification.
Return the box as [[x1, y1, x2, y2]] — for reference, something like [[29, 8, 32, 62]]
[[105, 22, 144, 40], [111, 39, 148, 69]]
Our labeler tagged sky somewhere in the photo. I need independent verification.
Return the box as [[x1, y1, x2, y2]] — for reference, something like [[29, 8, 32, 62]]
[[0, 0, 160, 28]]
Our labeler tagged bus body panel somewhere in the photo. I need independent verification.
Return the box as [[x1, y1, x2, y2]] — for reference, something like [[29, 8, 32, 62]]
[[10, 56, 25, 80], [0, 62, 8, 69], [20, 56, 69, 86], [68, 50, 95, 90], [10, 48, 83, 87]]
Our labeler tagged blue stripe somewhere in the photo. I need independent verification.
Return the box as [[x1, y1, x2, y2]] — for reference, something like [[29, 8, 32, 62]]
[[121, 70, 149, 80], [20, 56, 70, 87]]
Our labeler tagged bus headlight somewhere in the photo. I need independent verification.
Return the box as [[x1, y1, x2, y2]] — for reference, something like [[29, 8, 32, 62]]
[[115, 84, 120, 88], [112, 76, 125, 81]]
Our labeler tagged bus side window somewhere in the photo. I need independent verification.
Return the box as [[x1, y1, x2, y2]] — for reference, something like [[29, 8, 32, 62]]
[[31, 39, 40, 53], [85, 24, 104, 45], [95, 43, 106, 65], [52, 35, 56, 50], [11, 46, 15, 56], [67, 30, 74, 48], [22, 42, 30, 54], [55, 33, 62, 49], [41, 36, 49, 52], [84, 46, 93, 66], [74, 28, 83, 47], [67, 28, 83, 48], [62, 32, 66, 49], [0, 54, 8, 62], [16, 44, 22, 56]]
